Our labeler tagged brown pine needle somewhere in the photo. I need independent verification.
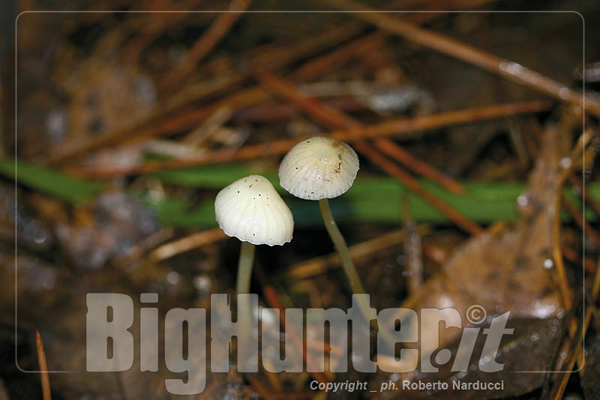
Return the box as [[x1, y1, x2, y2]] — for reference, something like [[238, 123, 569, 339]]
[[568, 173, 600, 217], [290, 32, 386, 81], [561, 245, 595, 274], [286, 228, 429, 280], [323, 0, 600, 117], [547, 257, 600, 399], [253, 70, 483, 235], [149, 228, 228, 262], [159, 0, 253, 91], [373, 139, 465, 194], [552, 129, 596, 311], [355, 143, 484, 235], [254, 266, 333, 385], [48, 20, 365, 165], [70, 100, 551, 178], [561, 194, 600, 249], [36, 330, 52, 400]]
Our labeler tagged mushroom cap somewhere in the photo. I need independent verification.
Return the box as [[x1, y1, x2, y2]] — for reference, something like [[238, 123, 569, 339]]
[[279, 136, 359, 200], [215, 175, 294, 246]]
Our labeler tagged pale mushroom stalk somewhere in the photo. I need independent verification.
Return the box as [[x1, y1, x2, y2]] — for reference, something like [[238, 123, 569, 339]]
[[280, 137, 396, 350], [321, 198, 398, 348], [320, 197, 397, 349], [235, 240, 255, 368], [215, 175, 294, 366], [318, 198, 366, 295], [279, 137, 367, 296], [235, 241, 256, 296]]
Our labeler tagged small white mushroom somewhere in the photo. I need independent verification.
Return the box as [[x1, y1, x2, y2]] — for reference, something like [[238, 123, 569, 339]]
[[279, 136, 359, 200], [278, 136, 366, 294], [279, 137, 397, 350], [215, 175, 293, 246], [215, 175, 294, 367]]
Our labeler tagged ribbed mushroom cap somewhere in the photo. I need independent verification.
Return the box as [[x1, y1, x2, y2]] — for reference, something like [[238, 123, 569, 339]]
[[279, 136, 359, 200], [215, 175, 294, 246]]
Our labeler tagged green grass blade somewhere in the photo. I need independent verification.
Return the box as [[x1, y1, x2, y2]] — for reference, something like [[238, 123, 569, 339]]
[[0, 158, 106, 204]]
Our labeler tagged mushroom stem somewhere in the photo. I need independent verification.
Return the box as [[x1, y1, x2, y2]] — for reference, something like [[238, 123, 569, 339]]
[[318, 198, 366, 294], [236, 240, 255, 369], [319, 198, 397, 351], [236, 241, 256, 295]]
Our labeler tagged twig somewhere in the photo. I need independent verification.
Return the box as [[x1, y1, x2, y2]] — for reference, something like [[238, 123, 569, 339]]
[[131, 30, 383, 146], [402, 196, 423, 295], [123, 0, 206, 68], [373, 139, 465, 194], [70, 100, 552, 178], [253, 264, 332, 385], [285, 228, 429, 280], [323, 0, 600, 117], [561, 245, 595, 274], [48, 20, 367, 165], [290, 32, 386, 81], [254, 69, 364, 129], [561, 194, 600, 249], [183, 107, 233, 145], [552, 129, 596, 311], [546, 257, 600, 399], [568, 173, 600, 217], [356, 143, 483, 235], [36, 330, 52, 400], [112, 228, 174, 267], [253, 70, 483, 235], [546, 307, 586, 400], [234, 97, 365, 123], [159, 0, 253, 91], [148, 228, 228, 262]]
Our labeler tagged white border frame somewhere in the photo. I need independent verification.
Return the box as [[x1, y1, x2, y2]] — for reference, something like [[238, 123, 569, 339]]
[[14, 8, 586, 378]]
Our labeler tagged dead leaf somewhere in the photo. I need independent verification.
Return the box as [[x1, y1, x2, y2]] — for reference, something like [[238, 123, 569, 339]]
[[380, 121, 570, 394]]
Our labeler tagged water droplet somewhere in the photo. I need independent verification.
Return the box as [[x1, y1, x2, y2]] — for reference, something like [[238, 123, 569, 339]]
[[517, 194, 529, 206], [167, 271, 180, 285], [559, 87, 571, 99]]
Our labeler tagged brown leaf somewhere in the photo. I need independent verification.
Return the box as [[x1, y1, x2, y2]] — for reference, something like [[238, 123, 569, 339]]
[[381, 121, 569, 382]]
